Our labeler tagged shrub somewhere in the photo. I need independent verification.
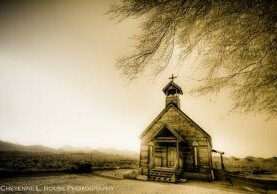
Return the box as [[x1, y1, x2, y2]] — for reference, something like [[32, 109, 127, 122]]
[[68, 162, 92, 173], [252, 169, 270, 174], [245, 156, 254, 162]]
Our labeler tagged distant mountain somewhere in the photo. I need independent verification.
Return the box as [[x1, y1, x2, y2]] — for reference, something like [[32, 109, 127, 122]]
[[59, 145, 96, 153], [97, 147, 138, 158], [59, 146, 138, 158], [0, 140, 138, 159], [0, 140, 57, 152]]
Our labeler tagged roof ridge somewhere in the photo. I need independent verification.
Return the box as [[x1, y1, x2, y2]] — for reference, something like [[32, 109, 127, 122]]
[[162, 81, 183, 95]]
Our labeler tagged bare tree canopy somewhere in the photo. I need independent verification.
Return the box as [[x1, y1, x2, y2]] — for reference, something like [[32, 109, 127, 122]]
[[109, 0, 277, 117]]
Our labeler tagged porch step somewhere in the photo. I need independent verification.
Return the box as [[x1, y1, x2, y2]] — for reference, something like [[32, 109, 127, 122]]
[[149, 169, 178, 183]]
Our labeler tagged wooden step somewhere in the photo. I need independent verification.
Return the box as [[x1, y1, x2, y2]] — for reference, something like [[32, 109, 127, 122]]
[[149, 169, 177, 183]]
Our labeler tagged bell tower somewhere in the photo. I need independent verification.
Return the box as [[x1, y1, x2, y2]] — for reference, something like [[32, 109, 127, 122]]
[[162, 74, 183, 108]]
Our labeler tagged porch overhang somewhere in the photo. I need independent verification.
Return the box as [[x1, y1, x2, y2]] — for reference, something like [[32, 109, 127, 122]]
[[153, 139, 181, 143], [150, 124, 186, 143]]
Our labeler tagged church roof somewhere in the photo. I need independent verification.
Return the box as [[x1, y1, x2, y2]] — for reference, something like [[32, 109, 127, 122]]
[[139, 104, 212, 145], [162, 81, 183, 95]]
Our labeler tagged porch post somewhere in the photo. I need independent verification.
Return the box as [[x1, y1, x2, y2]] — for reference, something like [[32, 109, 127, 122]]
[[175, 140, 179, 169], [148, 141, 154, 176], [152, 141, 155, 168], [220, 153, 225, 170]]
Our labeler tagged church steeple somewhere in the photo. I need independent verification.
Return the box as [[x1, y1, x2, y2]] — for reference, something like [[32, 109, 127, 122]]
[[162, 74, 183, 108]]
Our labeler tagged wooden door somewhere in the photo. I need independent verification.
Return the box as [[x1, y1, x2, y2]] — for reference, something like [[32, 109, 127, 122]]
[[167, 147, 176, 167]]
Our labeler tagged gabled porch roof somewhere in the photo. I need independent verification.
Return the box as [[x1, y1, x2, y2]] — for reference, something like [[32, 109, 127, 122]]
[[151, 125, 185, 142]]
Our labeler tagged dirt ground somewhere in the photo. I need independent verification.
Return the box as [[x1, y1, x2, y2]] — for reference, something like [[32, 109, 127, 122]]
[[0, 170, 276, 194]]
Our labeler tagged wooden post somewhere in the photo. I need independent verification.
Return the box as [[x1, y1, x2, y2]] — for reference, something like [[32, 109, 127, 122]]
[[148, 142, 154, 177], [175, 140, 179, 169], [148, 145, 152, 167], [220, 153, 225, 170], [152, 142, 155, 168], [166, 146, 168, 167]]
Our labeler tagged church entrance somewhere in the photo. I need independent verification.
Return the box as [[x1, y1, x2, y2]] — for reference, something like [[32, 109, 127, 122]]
[[149, 126, 185, 170], [154, 142, 176, 168]]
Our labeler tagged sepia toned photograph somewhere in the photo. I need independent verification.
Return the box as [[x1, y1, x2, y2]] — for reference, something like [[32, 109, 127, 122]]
[[0, 0, 276, 193]]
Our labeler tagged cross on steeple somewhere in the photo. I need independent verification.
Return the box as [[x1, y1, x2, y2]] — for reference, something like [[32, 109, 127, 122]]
[[169, 74, 177, 82]]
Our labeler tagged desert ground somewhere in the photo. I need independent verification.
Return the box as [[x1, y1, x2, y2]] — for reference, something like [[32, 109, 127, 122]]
[[1, 170, 276, 194]]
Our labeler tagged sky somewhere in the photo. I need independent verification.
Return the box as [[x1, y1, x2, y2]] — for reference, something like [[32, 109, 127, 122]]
[[0, 0, 276, 157]]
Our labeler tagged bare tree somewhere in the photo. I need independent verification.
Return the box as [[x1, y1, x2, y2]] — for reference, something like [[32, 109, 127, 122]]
[[109, 0, 277, 117]]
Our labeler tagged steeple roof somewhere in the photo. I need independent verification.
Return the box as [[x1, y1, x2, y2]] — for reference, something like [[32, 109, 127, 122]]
[[162, 81, 183, 95]]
